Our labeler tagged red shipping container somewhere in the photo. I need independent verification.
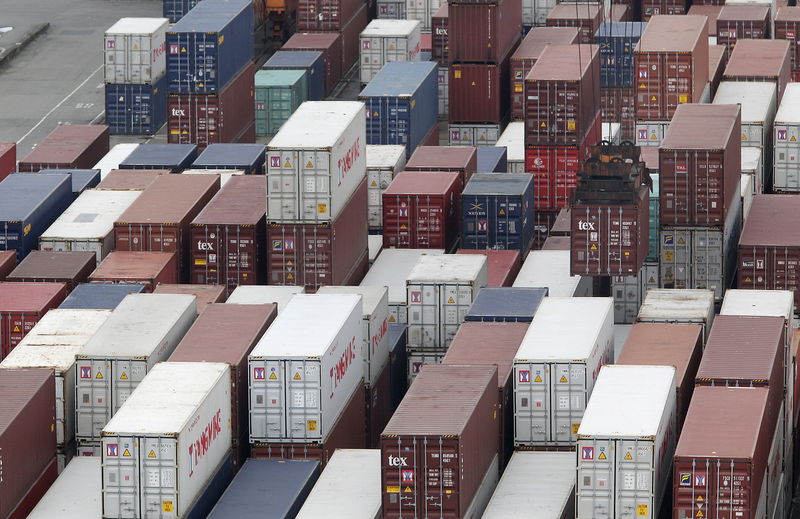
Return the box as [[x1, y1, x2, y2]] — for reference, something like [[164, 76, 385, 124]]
[[7, 457, 57, 519], [335, 3, 370, 75], [456, 249, 521, 287], [405, 145, 477, 188], [600, 86, 635, 141], [0, 251, 17, 281], [17, 125, 109, 172], [447, 0, 522, 64], [94, 169, 169, 191], [708, 44, 728, 99], [642, 0, 687, 20], [420, 33, 432, 55], [88, 251, 179, 291], [510, 27, 581, 121], [152, 284, 227, 313], [0, 143, 15, 183], [432, 4, 449, 66], [775, 7, 800, 75], [634, 15, 709, 122], [283, 32, 343, 95], [6, 251, 96, 293], [296, 0, 362, 31], [381, 364, 499, 518], [449, 45, 514, 124], [716, 6, 770, 55], [382, 171, 461, 250], [688, 5, 723, 36], [168, 303, 277, 467], [723, 39, 792, 102], [0, 283, 66, 359], [610, 3, 630, 22], [268, 179, 368, 290], [525, 44, 600, 147], [659, 104, 741, 226], [541, 235, 570, 250], [545, 4, 602, 44], [570, 186, 650, 276], [114, 175, 220, 282]]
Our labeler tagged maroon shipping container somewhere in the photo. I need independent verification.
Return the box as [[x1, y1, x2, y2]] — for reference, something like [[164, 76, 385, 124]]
[[723, 39, 791, 102], [510, 27, 581, 121], [659, 104, 741, 226], [570, 186, 649, 276], [542, 235, 570, 250], [114, 174, 220, 282], [545, 4, 602, 44], [336, 3, 370, 74], [674, 386, 777, 519], [0, 251, 17, 281], [617, 322, 703, 430], [0, 369, 56, 518], [456, 249, 521, 287], [382, 171, 461, 250], [0, 143, 15, 183], [716, 6, 770, 55], [525, 44, 600, 147], [190, 176, 266, 295], [634, 15, 709, 122], [6, 251, 96, 293], [442, 322, 528, 469], [420, 121, 440, 147], [447, 0, 522, 64], [381, 364, 499, 518], [152, 284, 227, 314], [432, 4, 449, 66], [775, 7, 800, 75], [268, 179, 368, 290], [708, 44, 728, 99], [366, 360, 391, 448], [448, 44, 514, 124], [88, 251, 179, 291], [405, 145, 477, 188], [17, 125, 109, 173], [94, 169, 169, 191], [0, 283, 66, 359], [7, 457, 57, 519], [282, 32, 343, 95], [551, 207, 570, 236], [600, 86, 635, 141], [688, 4, 722, 36], [168, 303, 277, 467], [610, 3, 630, 21], [296, 0, 362, 31]]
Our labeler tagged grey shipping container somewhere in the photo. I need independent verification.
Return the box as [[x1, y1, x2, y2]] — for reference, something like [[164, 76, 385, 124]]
[[58, 283, 147, 310], [465, 286, 547, 323], [119, 143, 198, 172], [191, 143, 267, 175]]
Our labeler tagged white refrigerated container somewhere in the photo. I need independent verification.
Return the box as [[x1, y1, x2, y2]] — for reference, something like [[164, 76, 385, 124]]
[[181, 169, 244, 187], [712, 81, 777, 148], [27, 457, 102, 519], [359, 20, 422, 84], [93, 143, 139, 179], [104, 17, 169, 84], [226, 285, 304, 312], [773, 83, 800, 191], [366, 145, 407, 229], [495, 121, 524, 174], [636, 288, 716, 341], [742, 146, 763, 194], [405, 0, 442, 31], [513, 249, 593, 297]]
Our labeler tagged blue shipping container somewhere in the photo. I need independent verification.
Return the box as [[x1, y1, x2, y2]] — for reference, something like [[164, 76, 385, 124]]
[[465, 287, 548, 323], [262, 50, 326, 101], [105, 75, 168, 135], [185, 452, 234, 519], [119, 143, 198, 172], [38, 169, 102, 199], [594, 22, 647, 88], [167, 0, 254, 94], [461, 173, 535, 251], [388, 322, 407, 409], [208, 459, 321, 519], [59, 283, 148, 309], [477, 146, 507, 173], [0, 173, 74, 261], [192, 143, 266, 174], [164, 0, 202, 23], [358, 61, 438, 156]]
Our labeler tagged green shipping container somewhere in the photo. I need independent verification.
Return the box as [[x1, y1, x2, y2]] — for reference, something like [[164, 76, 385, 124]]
[[647, 173, 659, 262], [254, 69, 308, 136]]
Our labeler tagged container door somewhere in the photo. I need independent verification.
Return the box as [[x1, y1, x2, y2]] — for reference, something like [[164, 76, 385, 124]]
[[76, 358, 112, 440], [285, 359, 323, 441], [616, 440, 655, 519], [103, 434, 141, 519], [367, 168, 384, 228], [692, 228, 724, 300], [550, 361, 587, 444], [577, 438, 616, 519], [112, 359, 148, 414], [441, 282, 472, 348], [299, 149, 334, 221], [382, 436, 420, 516], [147, 223, 180, 254], [774, 123, 800, 191], [660, 228, 691, 290], [191, 225, 223, 285], [267, 85, 292, 135], [300, 227, 333, 288], [248, 359, 285, 441], [115, 223, 148, 252], [254, 86, 268, 136], [513, 361, 550, 444], [420, 438, 461, 516], [139, 436, 178, 518], [267, 150, 301, 221], [406, 281, 440, 349], [225, 225, 257, 291]]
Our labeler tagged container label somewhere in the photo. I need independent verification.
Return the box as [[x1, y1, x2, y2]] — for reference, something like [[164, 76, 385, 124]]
[[679, 473, 691, 486], [270, 156, 281, 168], [187, 409, 222, 478], [581, 447, 594, 460], [336, 138, 361, 187], [329, 336, 358, 395]]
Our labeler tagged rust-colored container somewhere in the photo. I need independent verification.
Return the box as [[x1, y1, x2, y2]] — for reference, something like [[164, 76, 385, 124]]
[[716, 6, 770, 55], [525, 44, 600, 147], [456, 249, 521, 287], [337, 3, 370, 74], [367, 360, 392, 448], [610, 3, 630, 21], [283, 32, 343, 95], [448, 0, 522, 64], [545, 4, 602, 44], [634, 15, 709, 121], [432, 4, 449, 67], [0, 143, 15, 183], [421, 121, 440, 147], [551, 207, 570, 236], [7, 457, 57, 519], [688, 4, 722, 36], [0, 283, 67, 359], [405, 145, 477, 188], [94, 169, 169, 191], [88, 251, 179, 291], [152, 284, 227, 313], [296, 0, 362, 31], [642, 0, 687, 20], [618, 322, 703, 430], [6, 251, 96, 293], [168, 303, 277, 467], [268, 179, 368, 290], [775, 7, 800, 75], [708, 44, 728, 99], [659, 104, 740, 226], [542, 235, 570, 250], [511, 27, 581, 121], [600, 86, 635, 141], [381, 364, 499, 518], [167, 63, 255, 151], [449, 45, 514, 124], [190, 176, 266, 295], [382, 171, 461, 250], [17, 125, 109, 172], [114, 174, 220, 282], [723, 39, 792, 102], [0, 369, 56, 518], [442, 322, 528, 470], [0, 251, 17, 281]]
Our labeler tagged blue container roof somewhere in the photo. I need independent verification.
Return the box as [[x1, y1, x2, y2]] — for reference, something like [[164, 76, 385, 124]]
[[40, 169, 101, 193], [170, 0, 253, 32], [463, 173, 532, 196], [0, 173, 71, 221], [263, 50, 324, 68], [359, 61, 438, 97], [477, 146, 507, 172], [388, 322, 406, 352], [595, 21, 647, 38], [59, 283, 147, 309], [121, 144, 198, 167], [465, 287, 549, 322], [193, 144, 266, 168]]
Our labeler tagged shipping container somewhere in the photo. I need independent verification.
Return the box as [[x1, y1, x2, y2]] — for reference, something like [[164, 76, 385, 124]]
[[7, 251, 95, 292], [36, 168, 102, 199], [496, 121, 523, 172], [448, 0, 522, 63], [513, 249, 593, 296], [723, 39, 791, 102], [75, 293, 197, 441], [366, 145, 407, 230], [17, 125, 110, 172], [92, 144, 139, 179], [119, 143, 198, 172], [26, 457, 101, 519], [295, 450, 380, 518], [152, 284, 226, 313], [642, 0, 687, 19], [263, 51, 326, 102], [456, 249, 521, 287], [438, 66, 448, 118], [102, 362, 232, 519], [595, 22, 647, 89], [182, 169, 244, 188], [0, 282, 67, 359], [545, 4, 602, 43], [282, 33, 343, 95], [58, 282, 146, 310], [713, 82, 776, 151], [188, 144, 264, 176], [460, 174, 534, 251], [611, 262, 659, 324], [95, 169, 167, 191], [377, 0, 405, 19], [163, 0, 200, 23], [477, 146, 507, 172], [296, 0, 362, 31], [522, 0, 555, 26], [405, 145, 477, 186], [634, 120, 670, 147], [0, 251, 15, 281], [0, 143, 14, 183], [369, 234, 382, 262], [576, 365, 677, 519], [448, 123, 503, 146], [449, 48, 513, 124], [359, 20, 422, 84], [254, 69, 307, 137], [742, 147, 764, 194], [636, 288, 715, 341], [708, 44, 728, 99], [717, 5, 770, 54], [89, 251, 178, 290], [227, 285, 304, 311], [104, 17, 168, 84], [775, 7, 800, 76], [774, 83, 800, 191], [465, 286, 546, 323], [405, 0, 442, 32], [431, 4, 448, 66], [513, 297, 614, 447]]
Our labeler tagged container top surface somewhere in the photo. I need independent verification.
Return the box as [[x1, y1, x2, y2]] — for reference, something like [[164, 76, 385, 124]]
[[595, 21, 647, 38], [775, 83, 800, 123], [263, 50, 324, 68], [368, 235, 382, 261], [741, 147, 762, 171], [152, 284, 226, 308], [116, 174, 218, 223], [169, 0, 252, 32], [661, 103, 739, 149], [433, 3, 447, 17], [383, 170, 460, 195], [359, 61, 437, 97], [697, 315, 784, 381], [0, 282, 65, 312], [548, 3, 600, 20], [361, 18, 420, 36], [106, 17, 168, 34], [476, 146, 506, 171], [721, 289, 794, 321], [495, 122, 523, 161], [0, 173, 71, 220], [739, 195, 800, 246], [709, 43, 727, 67], [120, 143, 197, 167], [91, 251, 175, 278], [512, 250, 583, 296], [406, 146, 476, 169], [462, 173, 532, 196], [635, 15, 707, 52], [407, 253, 487, 283], [638, 289, 715, 320], [284, 32, 340, 48], [95, 169, 167, 190], [777, 6, 800, 21], [59, 283, 147, 309], [724, 39, 791, 77], [268, 101, 364, 149], [617, 323, 702, 383], [254, 69, 306, 87], [19, 125, 108, 164], [360, 249, 444, 303], [713, 81, 776, 122], [0, 368, 53, 435], [192, 143, 266, 167], [578, 365, 676, 437], [513, 27, 580, 60], [466, 287, 548, 320], [93, 144, 139, 174], [226, 285, 304, 312], [443, 322, 529, 385], [27, 457, 101, 519], [316, 285, 388, 316], [366, 145, 406, 168], [191, 175, 265, 225], [9, 250, 95, 278], [295, 450, 381, 516], [528, 44, 599, 81], [718, 4, 770, 19], [103, 362, 229, 434]]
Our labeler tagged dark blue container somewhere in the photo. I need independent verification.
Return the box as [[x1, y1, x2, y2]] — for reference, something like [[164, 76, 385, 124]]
[[38, 169, 102, 199], [465, 287, 548, 323], [262, 50, 326, 101], [163, 0, 202, 23], [477, 146, 508, 173], [59, 283, 148, 309], [461, 173, 535, 251], [167, 0, 255, 94], [594, 22, 647, 88], [358, 61, 438, 156], [186, 452, 234, 519], [387, 323, 408, 409], [208, 459, 321, 518], [192, 143, 267, 175], [105, 75, 168, 135], [0, 173, 73, 261], [119, 143, 198, 172]]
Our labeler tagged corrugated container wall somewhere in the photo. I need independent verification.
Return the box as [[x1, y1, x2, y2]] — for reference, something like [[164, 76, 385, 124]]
[[460, 173, 535, 251], [254, 69, 307, 137], [119, 143, 198, 172], [0, 251, 17, 281], [17, 125, 110, 172], [775, 7, 800, 78], [773, 84, 800, 191], [262, 51, 326, 102], [0, 282, 68, 359], [405, 145, 477, 186], [105, 74, 168, 136], [282, 33, 343, 96], [595, 22, 647, 88], [716, 5, 770, 53], [636, 288, 715, 341], [359, 20, 422, 84], [447, 0, 522, 63], [366, 145, 407, 230], [0, 143, 15, 183], [88, 251, 178, 290], [723, 39, 791, 102], [103, 18, 168, 84], [545, 4, 602, 44]]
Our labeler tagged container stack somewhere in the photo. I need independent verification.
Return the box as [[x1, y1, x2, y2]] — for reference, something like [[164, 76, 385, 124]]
[[261, 50, 327, 101], [431, 4, 449, 119], [253, 69, 308, 137], [545, 4, 602, 44], [775, 7, 800, 81], [716, 5, 770, 57], [365, 145, 407, 232], [774, 83, 800, 193], [642, 0, 686, 21], [358, 19, 422, 84]]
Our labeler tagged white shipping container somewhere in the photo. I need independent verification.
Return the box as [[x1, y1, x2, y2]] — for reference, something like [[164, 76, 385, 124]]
[[38, 190, 142, 261], [449, 123, 501, 146], [513, 250, 593, 297], [102, 362, 232, 519], [637, 288, 716, 341], [368, 234, 382, 263], [27, 457, 101, 519], [226, 285, 303, 312], [634, 121, 670, 148], [104, 18, 169, 84], [438, 66, 448, 119], [774, 83, 800, 192], [296, 449, 381, 519], [181, 169, 244, 187], [603, 122, 621, 144], [611, 262, 659, 324], [713, 81, 777, 148], [267, 101, 367, 222], [742, 146, 764, 194], [359, 20, 422, 84], [407, 350, 444, 383], [406, 254, 488, 350], [483, 452, 575, 519], [405, 0, 442, 32], [93, 143, 139, 179], [741, 173, 754, 219], [377, 0, 406, 18], [360, 248, 444, 324], [496, 121, 524, 174], [524, 0, 557, 25], [513, 297, 614, 447], [366, 145, 407, 229], [249, 294, 364, 443], [576, 365, 677, 519], [75, 294, 197, 442]]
